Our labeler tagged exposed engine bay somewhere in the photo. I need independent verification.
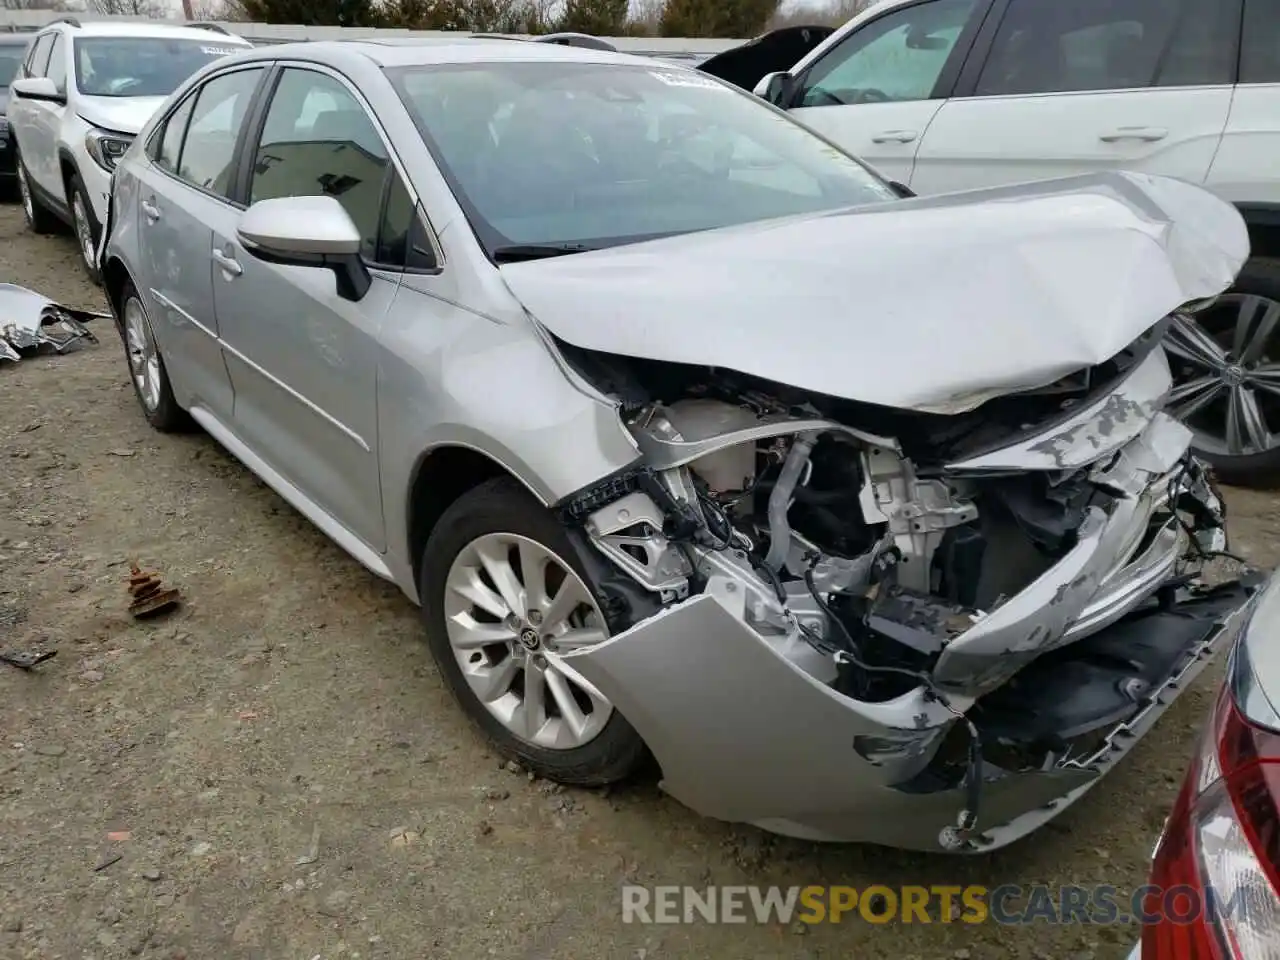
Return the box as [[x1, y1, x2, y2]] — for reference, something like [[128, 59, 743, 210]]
[[551, 315, 1243, 849]]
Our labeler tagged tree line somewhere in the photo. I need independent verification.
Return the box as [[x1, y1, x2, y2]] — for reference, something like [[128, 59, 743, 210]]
[[2, 0, 877, 40]]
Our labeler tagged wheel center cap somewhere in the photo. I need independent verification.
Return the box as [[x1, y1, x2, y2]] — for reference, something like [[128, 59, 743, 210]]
[[518, 628, 541, 651], [1223, 364, 1247, 386]]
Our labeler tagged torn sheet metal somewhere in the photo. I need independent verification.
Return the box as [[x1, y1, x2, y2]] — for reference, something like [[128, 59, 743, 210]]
[[1, 282, 105, 364]]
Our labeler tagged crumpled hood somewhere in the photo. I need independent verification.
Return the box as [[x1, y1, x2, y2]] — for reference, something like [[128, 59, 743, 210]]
[[76, 95, 167, 136], [500, 171, 1249, 414]]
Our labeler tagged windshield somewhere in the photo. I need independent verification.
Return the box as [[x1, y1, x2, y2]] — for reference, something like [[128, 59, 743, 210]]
[[386, 61, 898, 257], [73, 37, 244, 98], [0, 45, 25, 87]]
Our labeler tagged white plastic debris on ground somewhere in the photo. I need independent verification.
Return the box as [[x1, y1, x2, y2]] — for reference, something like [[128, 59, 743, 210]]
[[0, 282, 106, 364]]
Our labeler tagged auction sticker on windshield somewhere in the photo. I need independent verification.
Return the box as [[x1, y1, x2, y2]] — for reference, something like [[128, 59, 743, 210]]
[[201, 46, 241, 56], [648, 71, 725, 90]]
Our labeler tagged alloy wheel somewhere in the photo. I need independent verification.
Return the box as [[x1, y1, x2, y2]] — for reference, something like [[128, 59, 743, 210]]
[[123, 296, 162, 414], [1165, 297, 1280, 458], [442, 532, 613, 750], [72, 192, 95, 269]]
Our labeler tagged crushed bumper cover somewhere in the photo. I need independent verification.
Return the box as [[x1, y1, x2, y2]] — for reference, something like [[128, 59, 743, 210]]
[[564, 573, 1263, 852], [0, 283, 104, 364]]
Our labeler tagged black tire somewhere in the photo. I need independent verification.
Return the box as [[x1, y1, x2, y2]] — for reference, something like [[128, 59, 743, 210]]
[[420, 476, 647, 786], [16, 152, 61, 235], [67, 171, 102, 285], [1179, 257, 1280, 489], [118, 280, 191, 433]]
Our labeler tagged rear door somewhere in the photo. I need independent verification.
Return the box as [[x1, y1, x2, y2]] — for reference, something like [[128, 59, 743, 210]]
[[131, 65, 269, 423], [1208, 0, 1280, 206], [780, 0, 987, 185], [910, 0, 1240, 196]]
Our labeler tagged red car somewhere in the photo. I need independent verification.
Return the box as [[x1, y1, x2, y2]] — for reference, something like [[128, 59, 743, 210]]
[[1135, 574, 1280, 958]]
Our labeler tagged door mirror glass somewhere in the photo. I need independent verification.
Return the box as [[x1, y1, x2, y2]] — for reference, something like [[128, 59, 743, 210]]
[[12, 76, 63, 102], [753, 70, 792, 106], [237, 196, 371, 302]]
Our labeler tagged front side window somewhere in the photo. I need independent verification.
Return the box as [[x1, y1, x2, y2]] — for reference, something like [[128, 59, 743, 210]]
[[249, 68, 393, 262], [796, 0, 977, 107], [72, 37, 245, 98], [45, 34, 66, 93], [974, 0, 1237, 97], [388, 61, 897, 258], [176, 67, 263, 199]]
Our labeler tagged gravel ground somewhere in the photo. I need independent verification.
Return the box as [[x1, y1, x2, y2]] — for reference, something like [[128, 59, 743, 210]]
[[2, 199, 1279, 960]]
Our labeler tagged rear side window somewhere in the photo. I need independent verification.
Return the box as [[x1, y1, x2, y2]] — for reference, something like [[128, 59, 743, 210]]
[[973, 0, 1238, 97], [176, 67, 264, 199], [1242, 0, 1280, 83]]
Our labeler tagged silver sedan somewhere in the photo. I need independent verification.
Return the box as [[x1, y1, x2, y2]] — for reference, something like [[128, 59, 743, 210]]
[[99, 37, 1262, 853]]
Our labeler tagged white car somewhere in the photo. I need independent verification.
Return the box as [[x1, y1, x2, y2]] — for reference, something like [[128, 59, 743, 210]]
[[707, 0, 1280, 488], [5, 17, 250, 283]]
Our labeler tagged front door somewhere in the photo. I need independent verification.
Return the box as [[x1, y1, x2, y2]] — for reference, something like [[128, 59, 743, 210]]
[[212, 65, 399, 552], [783, 0, 982, 185]]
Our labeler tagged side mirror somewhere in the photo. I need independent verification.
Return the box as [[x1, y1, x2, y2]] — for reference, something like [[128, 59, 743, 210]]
[[12, 76, 65, 103], [752, 71, 794, 107], [237, 195, 371, 302], [887, 180, 915, 199]]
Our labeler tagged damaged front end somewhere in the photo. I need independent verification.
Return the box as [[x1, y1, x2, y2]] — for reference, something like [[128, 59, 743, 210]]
[[551, 318, 1264, 853], [0, 283, 103, 364]]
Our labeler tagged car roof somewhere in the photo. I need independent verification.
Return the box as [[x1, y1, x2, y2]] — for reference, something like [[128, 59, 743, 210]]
[[40, 21, 253, 43], [232, 37, 684, 71]]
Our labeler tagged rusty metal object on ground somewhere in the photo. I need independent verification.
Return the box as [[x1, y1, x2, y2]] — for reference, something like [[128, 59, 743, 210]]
[[126, 560, 181, 619]]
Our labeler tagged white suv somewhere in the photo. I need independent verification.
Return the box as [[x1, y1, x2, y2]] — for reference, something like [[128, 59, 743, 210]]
[[705, 0, 1280, 487], [6, 18, 250, 282]]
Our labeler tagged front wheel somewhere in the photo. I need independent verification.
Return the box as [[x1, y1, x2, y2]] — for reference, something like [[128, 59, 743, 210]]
[[420, 477, 647, 786], [68, 172, 102, 285], [1165, 257, 1280, 489]]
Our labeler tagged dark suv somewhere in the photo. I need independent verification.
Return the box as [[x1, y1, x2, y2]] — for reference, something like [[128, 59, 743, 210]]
[[0, 33, 31, 190]]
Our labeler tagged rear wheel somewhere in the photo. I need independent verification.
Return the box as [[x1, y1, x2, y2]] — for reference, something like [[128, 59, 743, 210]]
[[16, 153, 60, 235], [1165, 257, 1280, 488], [420, 477, 647, 786], [120, 281, 189, 433]]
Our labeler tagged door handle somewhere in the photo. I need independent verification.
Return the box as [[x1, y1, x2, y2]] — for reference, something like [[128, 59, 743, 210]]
[[1099, 126, 1168, 143], [141, 199, 160, 222], [871, 130, 918, 144], [212, 248, 242, 277]]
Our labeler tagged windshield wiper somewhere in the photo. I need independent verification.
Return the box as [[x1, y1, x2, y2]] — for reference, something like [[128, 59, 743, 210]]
[[492, 243, 594, 263]]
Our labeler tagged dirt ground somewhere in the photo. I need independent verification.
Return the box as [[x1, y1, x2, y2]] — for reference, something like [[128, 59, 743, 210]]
[[2, 200, 1279, 960]]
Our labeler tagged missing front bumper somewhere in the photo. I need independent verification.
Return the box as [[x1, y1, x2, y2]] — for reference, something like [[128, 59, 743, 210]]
[[563, 569, 1264, 852]]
